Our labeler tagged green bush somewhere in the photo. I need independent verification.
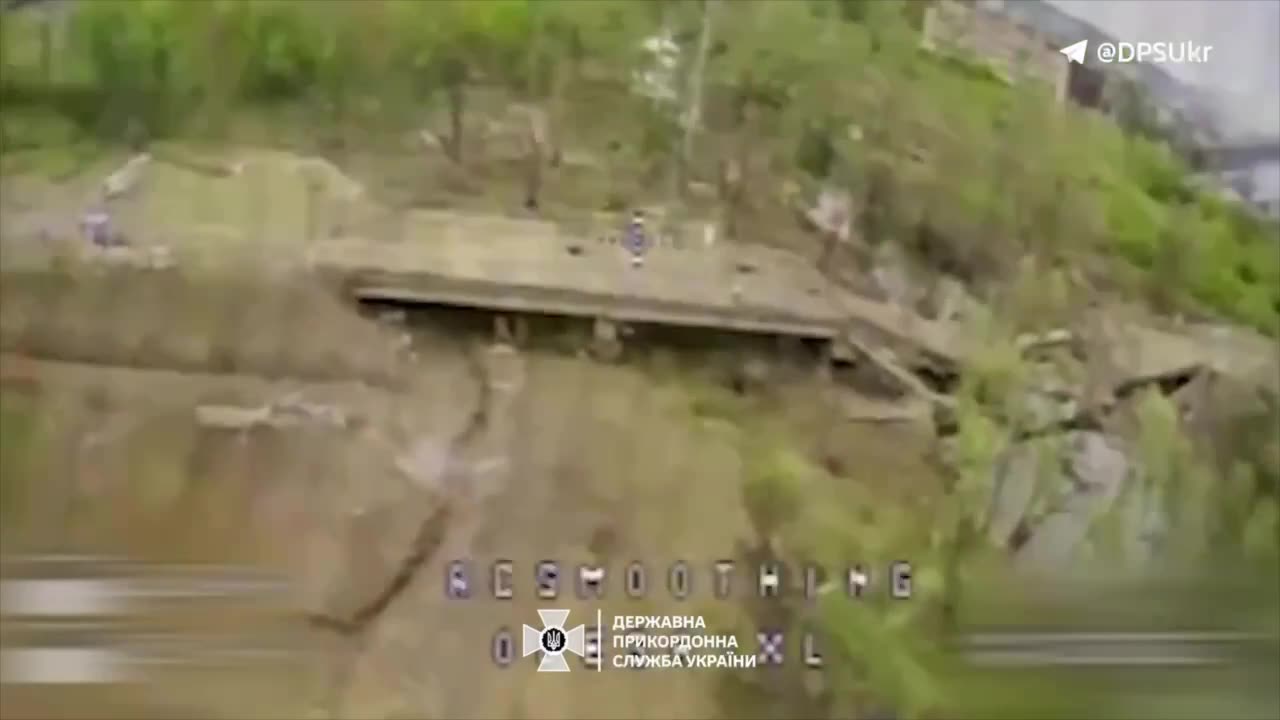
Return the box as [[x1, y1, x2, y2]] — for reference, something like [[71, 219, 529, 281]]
[[2, 0, 1275, 335], [741, 441, 808, 536]]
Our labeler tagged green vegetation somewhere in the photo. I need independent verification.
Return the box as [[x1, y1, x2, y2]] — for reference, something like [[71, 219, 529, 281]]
[[0, 390, 40, 523], [3, 0, 1276, 332], [714, 356, 1278, 718]]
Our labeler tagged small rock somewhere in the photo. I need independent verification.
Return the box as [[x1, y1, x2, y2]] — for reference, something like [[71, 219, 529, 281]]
[[1013, 431, 1129, 572], [396, 438, 450, 492], [196, 404, 271, 430]]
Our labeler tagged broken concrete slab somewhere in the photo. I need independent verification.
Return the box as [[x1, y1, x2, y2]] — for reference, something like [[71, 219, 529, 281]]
[[988, 436, 1054, 548], [270, 394, 350, 429], [805, 186, 852, 244], [1013, 431, 1129, 573], [395, 438, 450, 494], [196, 396, 350, 432], [196, 404, 272, 431], [1016, 328, 1074, 354], [418, 129, 444, 152], [102, 153, 152, 199], [1091, 313, 1278, 396], [839, 392, 933, 426], [837, 330, 956, 411]]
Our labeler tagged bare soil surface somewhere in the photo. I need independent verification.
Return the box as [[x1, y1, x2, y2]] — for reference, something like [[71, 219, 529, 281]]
[[1, 144, 947, 720]]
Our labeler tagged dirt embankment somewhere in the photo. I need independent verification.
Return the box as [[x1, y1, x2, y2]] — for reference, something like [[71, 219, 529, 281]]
[[0, 268, 407, 386], [1, 305, 945, 720], [0, 145, 949, 719]]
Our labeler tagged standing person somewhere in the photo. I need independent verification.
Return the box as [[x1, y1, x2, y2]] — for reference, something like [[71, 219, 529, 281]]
[[626, 209, 648, 268]]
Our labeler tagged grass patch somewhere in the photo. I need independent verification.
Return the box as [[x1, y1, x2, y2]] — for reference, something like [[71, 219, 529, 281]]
[[0, 390, 41, 524]]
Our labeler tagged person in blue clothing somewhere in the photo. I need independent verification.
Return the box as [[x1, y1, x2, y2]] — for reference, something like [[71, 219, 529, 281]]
[[626, 209, 647, 268]]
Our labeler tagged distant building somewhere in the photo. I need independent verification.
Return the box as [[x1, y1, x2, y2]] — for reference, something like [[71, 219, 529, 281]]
[[919, 1, 1279, 220], [921, 0, 1070, 101], [922, 1, 1229, 135]]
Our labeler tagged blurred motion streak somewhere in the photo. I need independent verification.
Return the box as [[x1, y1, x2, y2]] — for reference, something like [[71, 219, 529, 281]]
[[1, 555, 303, 691], [961, 630, 1274, 666]]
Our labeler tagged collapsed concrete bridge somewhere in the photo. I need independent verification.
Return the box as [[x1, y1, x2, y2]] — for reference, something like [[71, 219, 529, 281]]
[[309, 232, 855, 361]]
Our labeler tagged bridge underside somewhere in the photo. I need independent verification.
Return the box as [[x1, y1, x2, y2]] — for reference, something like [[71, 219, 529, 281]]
[[353, 285, 838, 375], [351, 285, 840, 342]]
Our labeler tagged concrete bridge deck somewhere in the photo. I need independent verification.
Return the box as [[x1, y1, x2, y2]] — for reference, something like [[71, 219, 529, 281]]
[[310, 234, 849, 339]]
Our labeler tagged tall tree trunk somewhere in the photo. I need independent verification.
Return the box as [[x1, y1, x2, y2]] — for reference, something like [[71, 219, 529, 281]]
[[547, 56, 568, 168], [819, 230, 838, 277], [524, 142, 543, 211], [523, 2, 546, 208], [722, 100, 754, 242], [446, 80, 465, 163], [675, 0, 716, 200], [548, 25, 584, 170], [524, 107, 547, 211]]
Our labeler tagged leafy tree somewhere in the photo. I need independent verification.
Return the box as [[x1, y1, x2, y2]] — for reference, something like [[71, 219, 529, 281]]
[[703, 1, 863, 242], [429, 0, 524, 162]]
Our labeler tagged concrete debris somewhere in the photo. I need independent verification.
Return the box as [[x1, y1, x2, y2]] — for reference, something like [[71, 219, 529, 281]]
[[841, 394, 932, 425], [1022, 388, 1080, 430], [394, 444, 509, 499], [1013, 431, 1129, 573], [839, 332, 955, 412], [270, 393, 349, 428], [419, 129, 443, 151], [102, 153, 151, 199], [396, 438, 450, 493], [151, 144, 243, 177], [806, 186, 852, 244], [987, 437, 1055, 547], [485, 343, 524, 393], [1090, 313, 1278, 395], [1015, 328, 1074, 353], [195, 404, 272, 431], [591, 318, 622, 362], [195, 396, 349, 432], [924, 276, 978, 323], [869, 243, 916, 309]]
